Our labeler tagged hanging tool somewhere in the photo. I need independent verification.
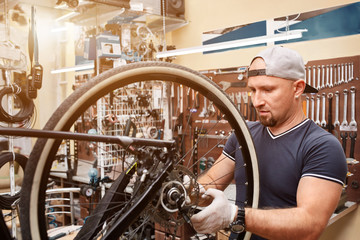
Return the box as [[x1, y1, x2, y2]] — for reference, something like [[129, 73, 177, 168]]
[[349, 132, 357, 159], [329, 64, 333, 88], [340, 132, 348, 155], [179, 85, 183, 114], [320, 93, 326, 127], [199, 95, 208, 118], [326, 93, 334, 134], [339, 64, 345, 84], [317, 65, 321, 90], [334, 91, 340, 127], [349, 86, 357, 131], [207, 101, 216, 117], [186, 87, 191, 110], [124, 118, 137, 137], [242, 92, 249, 120], [307, 67, 312, 88], [325, 65, 330, 88], [349, 63, 354, 81], [340, 89, 348, 129], [312, 66, 316, 89], [229, 92, 235, 104], [192, 127, 199, 175], [218, 81, 247, 91], [195, 91, 200, 109], [311, 96, 315, 121], [305, 96, 309, 118], [249, 98, 257, 121], [236, 92, 242, 112], [344, 63, 348, 84], [334, 64, 338, 86], [315, 95, 321, 125], [28, 6, 43, 92]]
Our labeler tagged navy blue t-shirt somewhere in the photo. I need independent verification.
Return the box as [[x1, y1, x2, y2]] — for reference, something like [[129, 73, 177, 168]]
[[223, 119, 347, 240]]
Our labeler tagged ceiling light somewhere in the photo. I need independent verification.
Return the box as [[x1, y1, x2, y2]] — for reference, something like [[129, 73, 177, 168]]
[[51, 63, 94, 74], [56, 11, 80, 22], [156, 29, 307, 58]]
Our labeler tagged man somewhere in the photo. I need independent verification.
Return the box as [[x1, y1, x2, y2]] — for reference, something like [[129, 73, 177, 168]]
[[190, 46, 347, 240]]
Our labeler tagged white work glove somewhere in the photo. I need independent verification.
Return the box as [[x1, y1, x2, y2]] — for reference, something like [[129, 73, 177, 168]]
[[190, 188, 237, 234], [183, 175, 206, 204]]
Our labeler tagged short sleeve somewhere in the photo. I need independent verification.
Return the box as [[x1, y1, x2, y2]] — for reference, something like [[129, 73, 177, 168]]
[[222, 133, 238, 161], [301, 134, 347, 186]]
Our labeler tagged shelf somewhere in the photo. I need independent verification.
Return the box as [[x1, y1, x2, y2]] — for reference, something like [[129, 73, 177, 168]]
[[328, 201, 358, 226]]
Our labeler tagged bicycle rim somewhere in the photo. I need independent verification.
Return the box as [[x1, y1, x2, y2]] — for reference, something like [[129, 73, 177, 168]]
[[20, 61, 259, 240]]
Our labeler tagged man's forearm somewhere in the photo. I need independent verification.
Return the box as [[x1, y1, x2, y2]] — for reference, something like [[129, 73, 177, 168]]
[[245, 207, 326, 240]]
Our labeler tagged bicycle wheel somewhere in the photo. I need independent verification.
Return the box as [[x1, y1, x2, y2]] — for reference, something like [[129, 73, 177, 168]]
[[0, 152, 27, 239], [20, 61, 259, 240]]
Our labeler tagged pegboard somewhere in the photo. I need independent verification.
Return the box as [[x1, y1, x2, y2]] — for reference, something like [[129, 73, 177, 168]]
[[304, 55, 360, 202]]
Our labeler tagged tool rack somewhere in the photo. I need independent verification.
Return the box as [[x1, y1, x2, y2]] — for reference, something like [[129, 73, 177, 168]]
[[304, 55, 360, 203]]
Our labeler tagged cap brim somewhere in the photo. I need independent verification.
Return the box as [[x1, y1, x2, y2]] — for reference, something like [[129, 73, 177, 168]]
[[304, 84, 318, 93]]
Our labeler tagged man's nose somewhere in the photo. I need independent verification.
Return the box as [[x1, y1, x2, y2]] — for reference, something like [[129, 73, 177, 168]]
[[251, 92, 265, 108]]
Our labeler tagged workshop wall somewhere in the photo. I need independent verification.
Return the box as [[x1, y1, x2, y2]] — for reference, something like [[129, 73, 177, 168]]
[[166, 1, 360, 239], [170, 0, 360, 70]]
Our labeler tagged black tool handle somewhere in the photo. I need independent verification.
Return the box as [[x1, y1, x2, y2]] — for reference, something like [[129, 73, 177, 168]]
[[327, 96, 334, 133], [230, 81, 247, 88], [350, 132, 357, 158], [340, 132, 348, 156], [243, 103, 248, 120]]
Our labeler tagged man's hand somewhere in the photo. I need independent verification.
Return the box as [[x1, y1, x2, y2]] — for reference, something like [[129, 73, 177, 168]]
[[183, 175, 210, 206], [191, 188, 237, 234]]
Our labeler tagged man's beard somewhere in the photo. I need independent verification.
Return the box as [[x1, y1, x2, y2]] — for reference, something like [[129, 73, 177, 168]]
[[258, 111, 276, 127]]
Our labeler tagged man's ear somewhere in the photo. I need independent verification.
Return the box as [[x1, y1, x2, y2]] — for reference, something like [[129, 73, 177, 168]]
[[293, 80, 306, 98]]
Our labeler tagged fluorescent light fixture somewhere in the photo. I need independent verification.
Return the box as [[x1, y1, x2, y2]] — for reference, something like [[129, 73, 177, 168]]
[[51, 63, 94, 74], [156, 29, 307, 58], [56, 12, 80, 22]]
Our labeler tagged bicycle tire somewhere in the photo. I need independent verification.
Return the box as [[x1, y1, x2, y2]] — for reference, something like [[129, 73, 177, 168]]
[[20, 61, 259, 240], [0, 152, 27, 209], [0, 152, 27, 240]]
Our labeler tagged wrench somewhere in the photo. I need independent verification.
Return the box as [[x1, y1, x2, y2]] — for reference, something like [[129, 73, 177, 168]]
[[199, 96, 208, 117], [349, 63, 354, 82], [344, 63, 348, 84], [242, 92, 249, 120], [334, 91, 340, 127], [312, 66, 316, 88], [235, 92, 242, 112], [325, 65, 330, 88], [218, 81, 247, 91], [315, 94, 321, 125], [349, 132, 357, 158], [333, 64, 338, 86], [329, 64, 333, 88], [349, 86, 357, 129], [311, 96, 315, 121], [327, 93, 334, 133], [306, 96, 309, 118], [229, 92, 235, 103], [341, 89, 348, 128], [317, 65, 321, 90], [339, 63, 345, 84], [321, 93, 327, 127], [321, 65, 325, 89]]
